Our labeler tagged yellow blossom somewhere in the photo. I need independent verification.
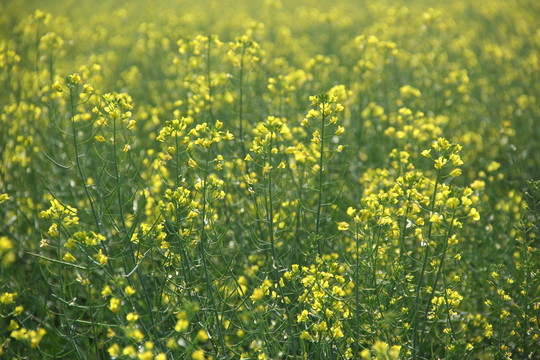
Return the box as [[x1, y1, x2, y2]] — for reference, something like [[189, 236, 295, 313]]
[[337, 221, 349, 231], [63, 252, 76, 263], [125, 285, 136, 296]]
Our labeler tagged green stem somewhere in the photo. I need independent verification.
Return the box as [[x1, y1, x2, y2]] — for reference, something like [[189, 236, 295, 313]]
[[199, 148, 227, 356], [412, 169, 441, 360], [418, 212, 456, 357], [315, 102, 326, 256]]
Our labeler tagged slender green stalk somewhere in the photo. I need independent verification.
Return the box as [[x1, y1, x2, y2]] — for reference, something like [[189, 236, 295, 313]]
[[68, 85, 101, 233], [199, 148, 227, 356], [315, 102, 327, 257], [265, 130, 297, 353], [412, 169, 441, 360], [418, 212, 456, 357], [238, 43, 248, 165]]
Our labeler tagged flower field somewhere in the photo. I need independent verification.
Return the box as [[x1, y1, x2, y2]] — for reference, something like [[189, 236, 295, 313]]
[[0, 0, 539, 359]]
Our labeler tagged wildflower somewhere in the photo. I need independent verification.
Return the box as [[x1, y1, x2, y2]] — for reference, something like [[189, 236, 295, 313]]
[[446, 197, 460, 209], [429, 213, 442, 224], [52, 81, 62, 92], [82, 84, 94, 93], [8, 319, 19, 331], [297, 309, 309, 323], [29, 328, 46, 348], [63, 252, 77, 263], [125, 286, 136, 296], [468, 208, 480, 221], [421, 149, 432, 158], [192, 350, 205, 360], [389, 345, 401, 359], [175, 318, 189, 332], [14, 305, 24, 315], [311, 130, 320, 144], [93, 249, 108, 266], [69, 73, 81, 84], [123, 346, 136, 357], [337, 222, 349, 231], [1, 292, 17, 305], [109, 297, 120, 313], [196, 329, 209, 342], [126, 312, 139, 322], [331, 324, 344, 338], [434, 156, 447, 170], [251, 288, 265, 302]]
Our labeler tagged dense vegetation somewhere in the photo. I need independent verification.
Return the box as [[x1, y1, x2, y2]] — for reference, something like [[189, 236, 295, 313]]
[[1, 0, 539, 359]]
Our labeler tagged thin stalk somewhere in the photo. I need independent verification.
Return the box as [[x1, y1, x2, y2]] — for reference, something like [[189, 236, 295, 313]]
[[238, 43, 248, 165], [355, 222, 361, 350], [199, 148, 227, 356], [111, 115, 162, 352], [419, 212, 456, 357], [54, 221, 83, 359], [266, 131, 297, 353], [412, 169, 441, 360], [69, 86, 101, 233], [206, 36, 214, 124], [315, 102, 327, 256]]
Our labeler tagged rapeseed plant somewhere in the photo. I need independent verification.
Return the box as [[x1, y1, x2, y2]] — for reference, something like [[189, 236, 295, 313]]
[[0, 0, 538, 359]]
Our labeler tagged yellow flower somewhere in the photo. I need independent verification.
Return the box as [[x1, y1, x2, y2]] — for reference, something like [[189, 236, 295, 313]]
[[389, 345, 401, 359], [93, 249, 108, 266], [192, 349, 205, 360], [1, 292, 17, 305], [196, 329, 209, 342], [102, 285, 112, 298], [335, 126, 345, 136], [421, 149, 432, 158], [429, 213, 442, 224], [8, 319, 19, 331], [14, 305, 24, 315], [63, 252, 77, 263], [337, 222, 349, 231], [175, 319, 189, 332], [125, 285, 136, 296], [311, 130, 320, 144], [446, 197, 460, 209], [297, 309, 309, 323], [250, 288, 265, 302], [122, 345, 136, 357], [468, 208, 480, 221], [434, 157, 447, 170], [331, 325, 344, 339], [109, 297, 120, 313], [69, 73, 81, 84], [263, 163, 270, 176], [82, 84, 94, 93], [29, 328, 46, 348], [51, 81, 62, 92]]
